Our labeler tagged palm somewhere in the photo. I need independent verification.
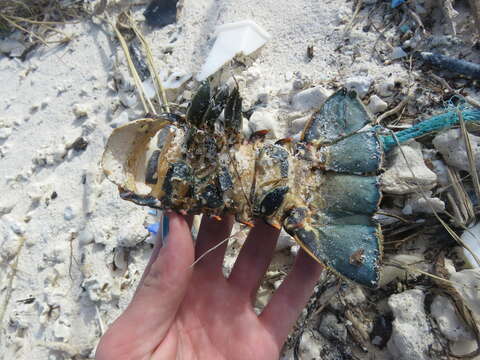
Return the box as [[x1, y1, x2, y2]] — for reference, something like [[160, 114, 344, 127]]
[[96, 214, 322, 360], [160, 273, 279, 359]]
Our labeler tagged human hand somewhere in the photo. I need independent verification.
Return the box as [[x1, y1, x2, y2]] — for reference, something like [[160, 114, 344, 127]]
[[96, 213, 323, 360]]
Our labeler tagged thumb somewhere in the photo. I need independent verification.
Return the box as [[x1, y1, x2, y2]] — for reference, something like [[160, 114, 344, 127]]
[[97, 213, 194, 357]]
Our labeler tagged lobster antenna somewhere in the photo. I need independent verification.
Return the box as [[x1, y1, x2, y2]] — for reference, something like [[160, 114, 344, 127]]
[[188, 229, 245, 268]]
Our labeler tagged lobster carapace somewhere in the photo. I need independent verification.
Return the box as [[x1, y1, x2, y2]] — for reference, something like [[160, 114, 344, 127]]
[[102, 82, 383, 288]]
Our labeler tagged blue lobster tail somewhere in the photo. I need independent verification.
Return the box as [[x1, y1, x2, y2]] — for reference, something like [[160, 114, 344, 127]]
[[289, 223, 382, 288], [301, 88, 373, 146], [316, 224, 382, 288], [321, 130, 383, 174], [319, 174, 381, 220]]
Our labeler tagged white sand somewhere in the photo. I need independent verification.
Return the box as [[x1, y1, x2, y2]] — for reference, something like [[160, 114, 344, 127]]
[[0, 0, 478, 359]]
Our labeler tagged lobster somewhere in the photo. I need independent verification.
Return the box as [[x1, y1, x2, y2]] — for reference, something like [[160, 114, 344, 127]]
[[102, 81, 383, 288]]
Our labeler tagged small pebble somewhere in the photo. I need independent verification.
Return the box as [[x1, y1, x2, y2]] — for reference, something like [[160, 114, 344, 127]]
[[72, 103, 90, 118], [433, 129, 480, 172], [291, 86, 330, 112], [0, 127, 12, 140], [119, 92, 138, 108], [391, 46, 407, 60], [64, 206, 75, 221], [318, 313, 347, 342], [402, 193, 445, 215], [431, 295, 474, 341], [0, 39, 26, 57], [71, 137, 89, 151], [345, 76, 372, 98], [249, 109, 279, 138], [387, 289, 434, 360], [368, 95, 388, 114], [375, 78, 396, 97], [382, 141, 437, 195]]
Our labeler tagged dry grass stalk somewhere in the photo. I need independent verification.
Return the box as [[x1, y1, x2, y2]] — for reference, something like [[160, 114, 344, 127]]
[[389, 131, 480, 267], [112, 19, 154, 114], [433, 254, 480, 359], [0, 0, 84, 45], [376, 90, 412, 125], [458, 109, 480, 211], [126, 13, 170, 113], [446, 167, 475, 226]]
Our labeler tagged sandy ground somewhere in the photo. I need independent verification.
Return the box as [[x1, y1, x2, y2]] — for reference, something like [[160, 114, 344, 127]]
[[1, 0, 479, 359]]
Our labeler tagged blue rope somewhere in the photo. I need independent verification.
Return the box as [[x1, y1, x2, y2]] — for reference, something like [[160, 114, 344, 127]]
[[380, 109, 480, 153]]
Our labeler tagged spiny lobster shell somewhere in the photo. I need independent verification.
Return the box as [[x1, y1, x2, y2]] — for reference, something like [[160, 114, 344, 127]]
[[102, 82, 384, 288]]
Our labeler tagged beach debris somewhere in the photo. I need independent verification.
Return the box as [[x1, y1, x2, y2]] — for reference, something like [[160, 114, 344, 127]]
[[375, 78, 396, 97], [371, 315, 393, 348], [344, 76, 372, 98], [72, 103, 90, 119], [0, 126, 13, 140], [146, 217, 169, 238], [63, 206, 75, 221], [307, 45, 314, 60], [276, 229, 296, 251], [391, 0, 406, 8], [129, 42, 150, 81], [402, 192, 445, 215], [367, 95, 388, 114], [418, 52, 480, 80], [143, 0, 179, 29], [387, 289, 434, 360], [461, 223, 480, 268], [391, 46, 407, 60], [441, 0, 459, 35], [0, 38, 25, 57], [196, 20, 270, 81], [381, 109, 480, 152], [433, 129, 480, 172], [379, 254, 425, 287], [163, 71, 192, 89], [470, 0, 480, 36], [68, 137, 88, 152], [319, 313, 348, 343], [431, 295, 475, 342], [450, 269, 480, 319], [248, 108, 279, 138], [291, 86, 330, 112], [381, 140, 437, 195]]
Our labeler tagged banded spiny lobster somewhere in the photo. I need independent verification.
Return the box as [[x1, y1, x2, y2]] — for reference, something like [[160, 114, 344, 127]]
[[102, 81, 480, 288]]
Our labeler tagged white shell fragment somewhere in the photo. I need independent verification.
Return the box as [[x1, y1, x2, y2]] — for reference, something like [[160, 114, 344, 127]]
[[460, 222, 480, 268], [196, 20, 271, 81]]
